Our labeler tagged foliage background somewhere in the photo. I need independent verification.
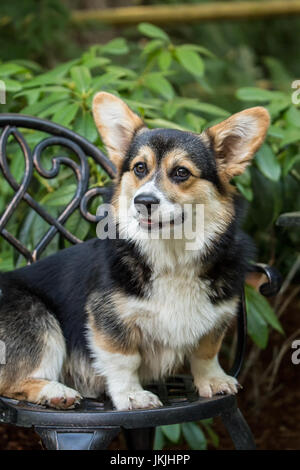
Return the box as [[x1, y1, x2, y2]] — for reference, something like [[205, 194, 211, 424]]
[[0, 0, 299, 450]]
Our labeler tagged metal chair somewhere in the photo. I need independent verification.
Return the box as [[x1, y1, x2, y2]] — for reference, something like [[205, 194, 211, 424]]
[[0, 114, 281, 450]]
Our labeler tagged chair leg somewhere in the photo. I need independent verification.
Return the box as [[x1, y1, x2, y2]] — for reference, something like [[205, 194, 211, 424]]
[[123, 427, 155, 450], [35, 426, 120, 450], [221, 407, 256, 450]]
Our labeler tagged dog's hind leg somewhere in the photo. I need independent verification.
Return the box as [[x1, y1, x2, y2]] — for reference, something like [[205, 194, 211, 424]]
[[0, 280, 81, 409]]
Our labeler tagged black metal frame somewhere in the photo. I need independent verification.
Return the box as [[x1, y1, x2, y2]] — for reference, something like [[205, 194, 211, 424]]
[[0, 114, 281, 450]]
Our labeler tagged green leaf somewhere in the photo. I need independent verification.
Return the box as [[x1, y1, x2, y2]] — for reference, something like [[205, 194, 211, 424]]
[[143, 73, 174, 100], [285, 106, 300, 128], [185, 113, 205, 133], [161, 424, 181, 443], [138, 23, 169, 42], [100, 38, 129, 55], [255, 144, 281, 181], [268, 125, 285, 139], [178, 44, 215, 58], [52, 102, 80, 127], [74, 111, 98, 143], [2, 78, 21, 92], [146, 118, 191, 132], [236, 87, 287, 102], [142, 39, 164, 56], [43, 184, 77, 207], [65, 210, 90, 241], [182, 422, 207, 450], [283, 153, 300, 176], [246, 292, 269, 349], [70, 66, 91, 92], [175, 46, 204, 77], [158, 50, 172, 71], [154, 427, 165, 450], [0, 63, 27, 76], [22, 93, 70, 116], [246, 284, 284, 334], [280, 127, 300, 147], [235, 182, 253, 201], [23, 59, 79, 88]]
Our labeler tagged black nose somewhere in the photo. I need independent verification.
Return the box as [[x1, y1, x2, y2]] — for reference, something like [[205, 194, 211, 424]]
[[134, 193, 160, 215]]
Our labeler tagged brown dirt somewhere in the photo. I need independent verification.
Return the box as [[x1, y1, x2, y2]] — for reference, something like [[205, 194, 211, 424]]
[[0, 296, 299, 450]]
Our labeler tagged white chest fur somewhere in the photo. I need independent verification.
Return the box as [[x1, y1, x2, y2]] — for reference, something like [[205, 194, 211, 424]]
[[122, 268, 238, 381]]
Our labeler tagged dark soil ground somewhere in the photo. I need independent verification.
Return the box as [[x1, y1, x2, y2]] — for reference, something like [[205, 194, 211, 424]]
[[0, 297, 299, 450]]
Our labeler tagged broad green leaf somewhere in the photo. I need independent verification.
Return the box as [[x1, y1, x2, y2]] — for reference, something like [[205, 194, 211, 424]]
[[38, 100, 69, 119], [175, 46, 204, 77], [65, 210, 90, 241], [246, 293, 269, 348], [246, 284, 284, 334], [236, 87, 287, 102], [268, 125, 285, 139], [154, 427, 165, 450], [285, 106, 300, 128], [158, 50, 172, 71], [161, 424, 181, 443], [185, 113, 205, 133], [280, 127, 300, 147], [143, 73, 174, 100], [100, 38, 129, 55], [142, 39, 164, 56], [178, 44, 215, 58], [182, 422, 207, 450], [23, 59, 79, 88], [70, 66, 91, 92], [2, 78, 22, 92], [22, 94, 70, 116], [43, 184, 77, 207], [138, 23, 169, 42], [283, 153, 300, 176], [235, 182, 253, 201], [255, 144, 281, 181], [0, 63, 27, 76], [74, 112, 98, 143], [146, 118, 190, 132], [52, 102, 80, 127]]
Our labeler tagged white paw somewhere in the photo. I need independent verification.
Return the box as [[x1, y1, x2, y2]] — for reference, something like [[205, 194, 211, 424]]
[[113, 390, 163, 411], [38, 381, 82, 409], [195, 373, 240, 398]]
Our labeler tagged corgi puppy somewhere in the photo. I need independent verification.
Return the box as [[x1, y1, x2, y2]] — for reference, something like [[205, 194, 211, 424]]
[[0, 93, 269, 410]]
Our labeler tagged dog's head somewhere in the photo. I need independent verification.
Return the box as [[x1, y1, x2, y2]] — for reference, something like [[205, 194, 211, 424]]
[[93, 92, 269, 247]]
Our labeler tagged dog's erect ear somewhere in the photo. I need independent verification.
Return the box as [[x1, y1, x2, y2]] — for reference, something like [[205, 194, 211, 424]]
[[93, 92, 145, 171], [206, 107, 270, 180]]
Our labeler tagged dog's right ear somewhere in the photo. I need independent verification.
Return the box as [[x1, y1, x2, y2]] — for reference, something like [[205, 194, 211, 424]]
[[93, 92, 145, 171]]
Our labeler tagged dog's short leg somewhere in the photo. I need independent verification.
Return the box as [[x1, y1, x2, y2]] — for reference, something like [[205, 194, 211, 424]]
[[91, 347, 162, 411], [190, 331, 239, 398], [2, 378, 82, 409]]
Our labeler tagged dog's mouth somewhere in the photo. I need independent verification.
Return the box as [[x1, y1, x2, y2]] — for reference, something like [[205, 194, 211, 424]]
[[139, 213, 185, 231]]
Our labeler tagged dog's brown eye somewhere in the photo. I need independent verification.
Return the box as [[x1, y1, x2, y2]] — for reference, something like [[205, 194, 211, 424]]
[[173, 167, 191, 181], [134, 162, 147, 177]]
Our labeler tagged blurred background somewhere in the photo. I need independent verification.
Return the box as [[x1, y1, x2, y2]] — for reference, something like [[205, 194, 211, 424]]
[[0, 0, 299, 450]]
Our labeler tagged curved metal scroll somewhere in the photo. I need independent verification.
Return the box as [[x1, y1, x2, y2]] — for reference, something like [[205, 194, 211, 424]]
[[0, 114, 116, 264]]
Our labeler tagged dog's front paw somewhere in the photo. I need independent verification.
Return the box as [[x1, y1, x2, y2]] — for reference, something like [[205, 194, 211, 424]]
[[38, 381, 82, 409], [195, 373, 240, 398], [113, 390, 163, 410]]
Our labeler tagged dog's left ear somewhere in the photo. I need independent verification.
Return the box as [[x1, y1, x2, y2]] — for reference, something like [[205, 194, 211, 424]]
[[206, 107, 270, 180], [93, 92, 145, 171]]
